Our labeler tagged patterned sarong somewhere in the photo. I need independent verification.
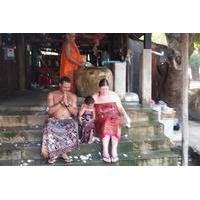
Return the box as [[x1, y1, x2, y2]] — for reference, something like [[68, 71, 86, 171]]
[[94, 102, 121, 141], [81, 110, 95, 143], [42, 117, 79, 159]]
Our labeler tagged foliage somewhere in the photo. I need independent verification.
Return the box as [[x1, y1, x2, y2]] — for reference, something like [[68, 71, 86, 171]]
[[189, 89, 200, 110], [189, 50, 200, 68], [151, 33, 167, 45], [193, 34, 200, 49]]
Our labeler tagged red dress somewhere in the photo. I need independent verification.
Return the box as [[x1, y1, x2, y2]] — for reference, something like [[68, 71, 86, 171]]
[[94, 102, 121, 141]]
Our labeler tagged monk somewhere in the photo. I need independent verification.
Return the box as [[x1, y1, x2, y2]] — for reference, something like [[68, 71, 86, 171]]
[[60, 33, 85, 93]]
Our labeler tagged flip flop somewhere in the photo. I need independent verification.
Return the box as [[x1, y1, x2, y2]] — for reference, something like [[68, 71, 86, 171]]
[[88, 140, 93, 144], [102, 155, 111, 163], [48, 158, 57, 164], [111, 156, 119, 163], [62, 155, 73, 163], [63, 157, 73, 163]]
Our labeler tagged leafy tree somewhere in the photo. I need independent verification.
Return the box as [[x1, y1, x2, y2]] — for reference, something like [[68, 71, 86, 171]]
[[151, 33, 167, 45], [193, 34, 200, 49], [189, 50, 200, 68]]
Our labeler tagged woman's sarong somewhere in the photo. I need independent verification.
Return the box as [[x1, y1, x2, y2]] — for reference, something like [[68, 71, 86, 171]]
[[94, 102, 121, 141], [81, 110, 95, 143], [42, 117, 79, 159]]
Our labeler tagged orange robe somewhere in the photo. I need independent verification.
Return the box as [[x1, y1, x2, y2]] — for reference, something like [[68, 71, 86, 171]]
[[60, 41, 83, 92]]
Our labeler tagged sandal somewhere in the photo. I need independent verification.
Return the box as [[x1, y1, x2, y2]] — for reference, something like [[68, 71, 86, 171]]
[[102, 155, 111, 163], [111, 156, 119, 163]]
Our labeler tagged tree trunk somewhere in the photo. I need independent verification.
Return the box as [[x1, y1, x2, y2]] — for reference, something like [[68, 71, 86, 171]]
[[181, 34, 189, 166], [164, 33, 195, 119], [164, 33, 191, 165], [164, 34, 183, 118]]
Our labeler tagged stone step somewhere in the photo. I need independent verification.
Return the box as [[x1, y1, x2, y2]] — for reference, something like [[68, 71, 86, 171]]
[[124, 132, 172, 154], [0, 111, 47, 127], [0, 97, 84, 113], [131, 136, 172, 154], [126, 110, 149, 123], [0, 105, 46, 113], [136, 150, 179, 166], [0, 150, 179, 166], [0, 122, 170, 155], [0, 100, 147, 111], [0, 111, 155, 127], [0, 134, 173, 161], [122, 121, 164, 139], [0, 125, 129, 143], [0, 108, 162, 129], [124, 105, 158, 123], [0, 126, 43, 143], [0, 125, 171, 155], [0, 103, 159, 128], [0, 154, 137, 166], [0, 112, 150, 128], [0, 139, 134, 161]]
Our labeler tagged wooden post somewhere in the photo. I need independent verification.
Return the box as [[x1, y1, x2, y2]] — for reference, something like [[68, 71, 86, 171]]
[[144, 33, 152, 49], [16, 33, 26, 90], [181, 33, 189, 166]]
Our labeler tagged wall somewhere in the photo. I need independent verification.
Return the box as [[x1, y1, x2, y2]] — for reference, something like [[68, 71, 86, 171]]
[[0, 47, 19, 96], [128, 38, 167, 101], [127, 38, 143, 94]]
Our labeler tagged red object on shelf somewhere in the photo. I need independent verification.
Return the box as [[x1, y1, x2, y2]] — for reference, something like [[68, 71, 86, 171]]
[[36, 65, 52, 86]]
